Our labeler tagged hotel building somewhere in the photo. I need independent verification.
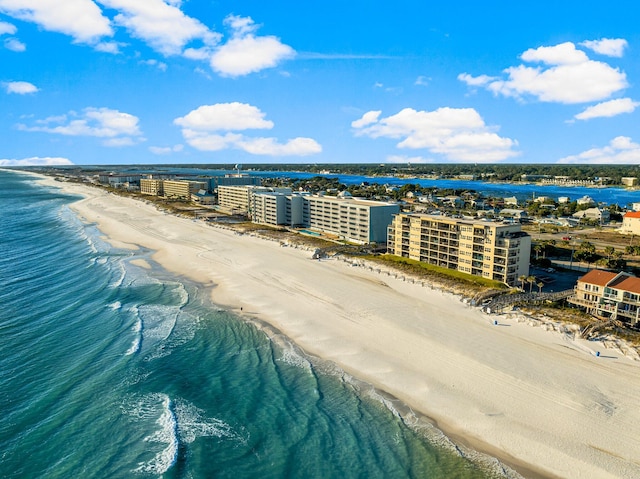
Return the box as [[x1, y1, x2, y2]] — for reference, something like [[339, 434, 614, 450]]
[[162, 180, 208, 200], [140, 178, 164, 196], [387, 213, 531, 286], [302, 194, 398, 245], [218, 185, 293, 214], [247, 190, 399, 245], [568, 270, 640, 325]]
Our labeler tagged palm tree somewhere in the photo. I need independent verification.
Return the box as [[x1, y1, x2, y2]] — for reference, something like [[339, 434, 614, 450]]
[[604, 246, 615, 260], [519, 275, 527, 291], [537, 281, 544, 293], [533, 244, 542, 260], [527, 275, 536, 293]]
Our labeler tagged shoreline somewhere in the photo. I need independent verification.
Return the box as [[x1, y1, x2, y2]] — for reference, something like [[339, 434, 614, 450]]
[[15, 170, 640, 479]]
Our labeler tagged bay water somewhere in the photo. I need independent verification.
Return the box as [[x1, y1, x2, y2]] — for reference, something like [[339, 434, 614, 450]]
[[0, 170, 510, 478]]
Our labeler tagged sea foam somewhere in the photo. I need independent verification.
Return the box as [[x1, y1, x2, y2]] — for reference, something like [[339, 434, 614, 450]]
[[134, 394, 179, 475]]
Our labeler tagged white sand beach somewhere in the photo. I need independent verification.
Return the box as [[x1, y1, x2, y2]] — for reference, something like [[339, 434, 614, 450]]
[[34, 175, 640, 478]]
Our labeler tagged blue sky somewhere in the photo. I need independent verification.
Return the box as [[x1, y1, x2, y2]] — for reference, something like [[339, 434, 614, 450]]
[[1, 1, 640, 166]]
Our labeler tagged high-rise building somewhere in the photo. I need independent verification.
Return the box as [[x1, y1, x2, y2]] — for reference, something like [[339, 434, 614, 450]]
[[387, 213, 531, 286]]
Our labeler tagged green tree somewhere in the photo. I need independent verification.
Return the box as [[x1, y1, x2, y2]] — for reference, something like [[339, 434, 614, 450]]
[[527, 275, 536, 293]]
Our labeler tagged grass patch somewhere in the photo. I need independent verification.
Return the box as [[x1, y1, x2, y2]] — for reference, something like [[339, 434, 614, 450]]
[[364, 254, 508, 292]]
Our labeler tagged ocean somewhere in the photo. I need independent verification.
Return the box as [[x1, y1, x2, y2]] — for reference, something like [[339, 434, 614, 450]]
[[0, 170, 509, 479]]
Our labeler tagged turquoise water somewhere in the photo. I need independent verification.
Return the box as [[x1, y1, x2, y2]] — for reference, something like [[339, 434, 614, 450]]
[[0, 170, 508, 479], [299, 229, 321, 236]]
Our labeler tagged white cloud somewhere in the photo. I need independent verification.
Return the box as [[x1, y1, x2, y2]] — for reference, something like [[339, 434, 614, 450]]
[[558, 136, 640, 164], [414, 76, 430, 86], [236, 136, 321, 156], [210, 15, 294, 77], [3, 81, 38, 94], [574, 98, 639, 121], [183, 46, 212, 61], [352, 107, 518, 162], [98, 0, 219, 56], [0, 0, 112, 44], [457, 73, 496, 87], [4, 37, 25, 51], [18, 107, 143, 146], [149, 144, 183, 155], [0, 156, 73, 166], [459, 41, 628, 104], [94, 41, 122, 54], [174, 102, 274, 131], [581, 38, 628, 57], [0, 20, 16, 34], [351, 110, 381, 129], [175, 102, 321, 156], [521, 42, 589, 65], [139, 58, 167, 71]]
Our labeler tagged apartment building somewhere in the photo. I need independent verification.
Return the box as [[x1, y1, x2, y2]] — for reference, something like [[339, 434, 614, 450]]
[[302, 195, 399, 245], [140, 178, 164, 196], [98, 174, 143, 187], [251, 192, 288, 226], [163, 180, 208, 200], [387, 213, 531, 286], [218, 186, 292, 214], [568, 269, 640, 325], [249, 191, 399, 244]]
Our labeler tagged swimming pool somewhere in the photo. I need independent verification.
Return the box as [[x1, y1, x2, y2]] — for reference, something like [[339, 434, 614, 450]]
[[299, 229, 321, 236]]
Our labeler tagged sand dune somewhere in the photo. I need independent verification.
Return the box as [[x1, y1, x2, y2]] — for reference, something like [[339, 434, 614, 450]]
[[34, 175, 640, 479]]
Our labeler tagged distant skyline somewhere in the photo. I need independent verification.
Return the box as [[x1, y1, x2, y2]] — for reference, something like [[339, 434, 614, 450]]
[[1, 1, 640, 166]]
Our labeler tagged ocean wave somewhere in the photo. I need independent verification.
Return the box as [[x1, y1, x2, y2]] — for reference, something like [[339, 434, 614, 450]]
[[174, 398, 237, 444], [109, 261, 127, 289], [108, 301, 122, 310], [133, 394, 179, 475], [125, 315, 143, 356], [276, 343, 313, 373]]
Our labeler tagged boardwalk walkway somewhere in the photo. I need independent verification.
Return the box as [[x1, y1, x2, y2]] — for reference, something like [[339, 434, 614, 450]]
[[483, 289, 574, 313]]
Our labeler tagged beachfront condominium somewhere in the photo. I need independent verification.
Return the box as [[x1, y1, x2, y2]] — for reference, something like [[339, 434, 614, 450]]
[[140, 178, 164, 196], [387, 213, 531, 286], [250, 191, 399, 245], [218, 185, 293, 215], [162, 180, 208, 200], [220, 185, 399, 244], [302, 194, 399, 245]]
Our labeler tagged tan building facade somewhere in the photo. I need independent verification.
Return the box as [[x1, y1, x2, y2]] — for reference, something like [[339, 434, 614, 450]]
[[140, 178, 164, 196], [620, 211, 640, 235], [387, 213, 531, 286], [568, 269, 640, 325], [163, 180, 207, 200], [218, 186, 292, 214]]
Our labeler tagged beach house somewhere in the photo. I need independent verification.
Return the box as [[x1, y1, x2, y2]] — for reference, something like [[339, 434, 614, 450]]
[[568, 270, 640, 325], [572, 207, 610, 224], [620, 211, 640, 235]]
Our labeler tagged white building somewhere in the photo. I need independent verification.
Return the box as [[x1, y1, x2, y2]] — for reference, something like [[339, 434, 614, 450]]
[[576, 195, 594, 206], [572, 207, 610, 223], [218, 185, 292, 214], [250, 192, 399, 245]]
